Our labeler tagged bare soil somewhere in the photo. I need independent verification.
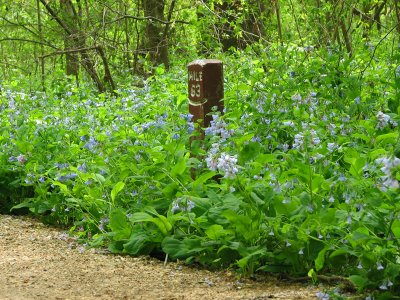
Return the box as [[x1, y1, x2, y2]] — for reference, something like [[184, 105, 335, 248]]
[[0, 214, 319, 300]]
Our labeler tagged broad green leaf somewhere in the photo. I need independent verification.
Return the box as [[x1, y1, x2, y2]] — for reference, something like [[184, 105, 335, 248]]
[[237, 248, 266, 269], [205, 224, 227, 240], [315, 247, 328, 271], [129, 212, 153, 223], [376, 132, 398, 145], [151, 215, 172, 235], [111, 181, 125, 203], [123, 231, 151, 255], [129, 212, 171, 235], [349, 275, 368, 291], [171, 158, 187, 177], [93, 173, 105, 183], [162, 237, 209, 258], [391, 220, 400, 239], [191, 171, 217, 189], [109, 208, 131, 241]]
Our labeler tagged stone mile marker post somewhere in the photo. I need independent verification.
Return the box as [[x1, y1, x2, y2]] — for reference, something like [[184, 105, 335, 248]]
[[188, 59, 224, 177]]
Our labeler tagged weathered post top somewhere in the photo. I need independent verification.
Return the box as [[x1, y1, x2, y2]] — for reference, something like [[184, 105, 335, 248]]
[[188, 59, 224, 129]]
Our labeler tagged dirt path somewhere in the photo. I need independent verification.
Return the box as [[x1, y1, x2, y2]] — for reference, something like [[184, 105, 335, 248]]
[[0, 215, 319, 300]]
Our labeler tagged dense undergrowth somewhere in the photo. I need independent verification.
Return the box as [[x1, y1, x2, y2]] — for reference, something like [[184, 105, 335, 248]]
[[1, 43, 400, 299]]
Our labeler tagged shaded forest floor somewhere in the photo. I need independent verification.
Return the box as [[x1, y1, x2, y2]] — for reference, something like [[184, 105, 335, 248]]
[[0, 214, 319, 299]]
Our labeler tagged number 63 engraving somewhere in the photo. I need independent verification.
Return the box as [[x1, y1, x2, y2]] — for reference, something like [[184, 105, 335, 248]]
[[190, 83, 201, 98]]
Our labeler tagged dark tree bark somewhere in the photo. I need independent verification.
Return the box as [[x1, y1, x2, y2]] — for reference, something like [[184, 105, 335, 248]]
[[60, 0, 79, 76], [199, 0, 269, 52], [142, 0, 169, 68]]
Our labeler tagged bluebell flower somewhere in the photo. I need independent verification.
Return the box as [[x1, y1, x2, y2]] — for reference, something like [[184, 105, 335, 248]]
[[66, 173, 78, 179], [83, 136, 98, 151], [377, 262, 384, 270], [205, 114, 233, 140], [57, 175, 68, 182], [78, 163, 87, 173], [55, 162, 70, 169], [180, 113, 193, 122], [188, 122, 195, 134], [316, 291, 330, 300]]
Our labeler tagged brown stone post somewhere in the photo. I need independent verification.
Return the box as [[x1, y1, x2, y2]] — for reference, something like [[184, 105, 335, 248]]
[[188, 59, 224, 139]]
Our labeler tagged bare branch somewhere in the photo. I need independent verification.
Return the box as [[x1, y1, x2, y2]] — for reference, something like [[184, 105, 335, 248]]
[[39, 46, 98, 59], [0, 17, 39, 37], [0, 38, 58, 49], [39, 0, 73, 35], [106, 14, 189, 25]]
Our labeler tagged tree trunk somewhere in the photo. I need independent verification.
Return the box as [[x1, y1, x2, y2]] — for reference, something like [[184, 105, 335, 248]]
[[60, 0, 79, 77], [275, 0, 283, 45], [142, 0, 169, 68], [37, 0, 45, 91], [40, 0, 109, 92], [395, 0, 400, 34]]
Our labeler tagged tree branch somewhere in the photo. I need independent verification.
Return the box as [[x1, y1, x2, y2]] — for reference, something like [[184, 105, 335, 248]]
[[0, 17, 39, 37], [106, 14, 189, 25], [39, 0, 73, 35], [39, 46, 98, 59], [0, 38, 58, 49]]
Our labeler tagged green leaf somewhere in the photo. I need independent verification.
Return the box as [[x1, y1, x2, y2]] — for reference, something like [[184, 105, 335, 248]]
[[376, 132, 398, 145], [236, 248, 267, 269], [130, 211, 153, 223], [315, 247, 328, 271], [205, 224, 228, 240], [349, 275, 368, 291], [191, 171, 217, 189], [123, 231, 151, 255], [162, 237, 209, 258], [129, 212, 171, 235], [51, 181, 69, 193], [307, 268, 317, 283], [391, 220, 400, 239], [239, 142, 261, 162], [171, 158, 186, 177], [93, 173, 105, 183], [109, 208, 131, 241], [111, 181, 125, 203], [150, 215, 172, 235]]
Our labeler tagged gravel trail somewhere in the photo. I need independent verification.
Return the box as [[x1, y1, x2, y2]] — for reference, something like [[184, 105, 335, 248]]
[[0, 215, 318, 300]]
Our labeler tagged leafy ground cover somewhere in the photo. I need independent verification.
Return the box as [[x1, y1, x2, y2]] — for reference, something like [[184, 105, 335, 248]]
[[1, 44, 400, 299]]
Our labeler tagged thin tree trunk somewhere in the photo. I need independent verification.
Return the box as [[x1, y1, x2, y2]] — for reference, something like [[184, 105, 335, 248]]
[[161, 0, 176, 70], [394, 0, 400, 33], [340, 18, 352, 56], [133, 2, 141, 74], [39, 0, 107, 92], [37, 0, 45, 91], [124, 3, 131, 71], [96, 46, 116, 92], [275, 0, 283, 45]]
